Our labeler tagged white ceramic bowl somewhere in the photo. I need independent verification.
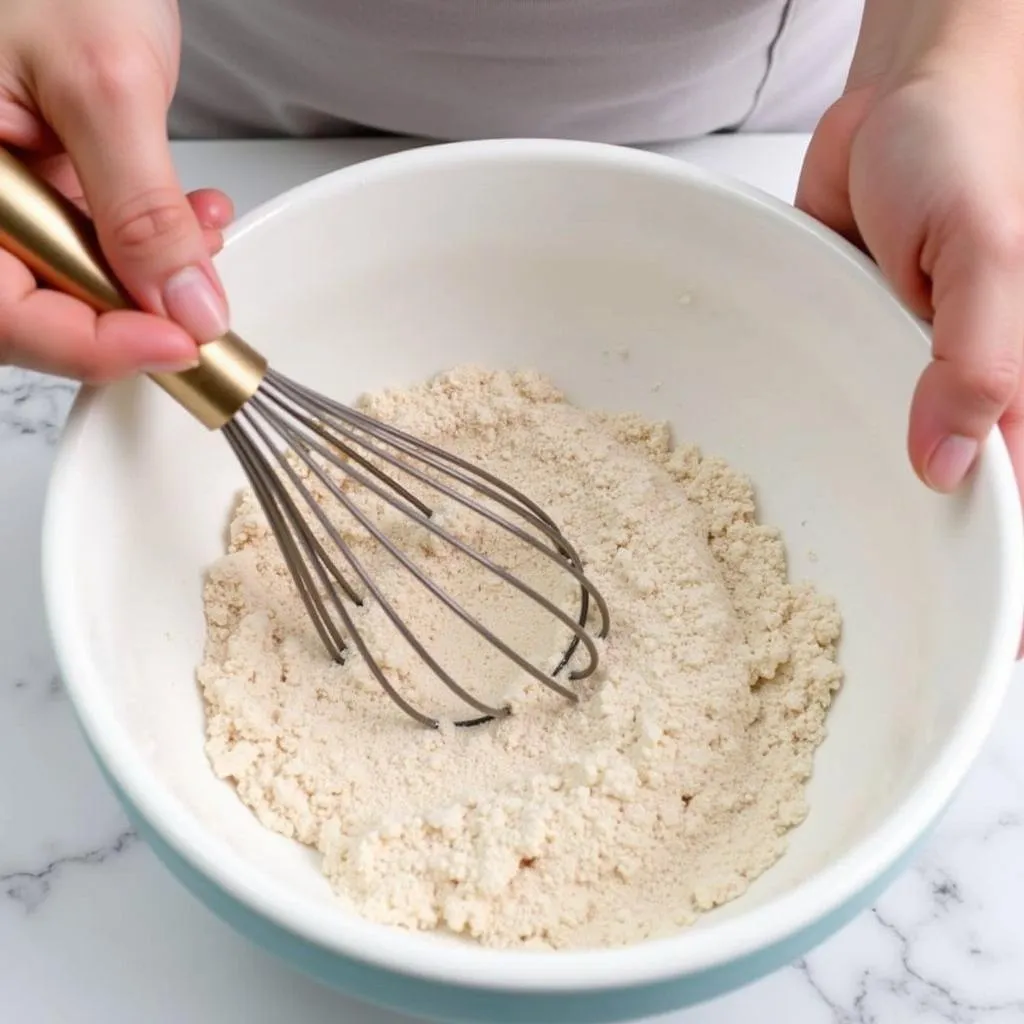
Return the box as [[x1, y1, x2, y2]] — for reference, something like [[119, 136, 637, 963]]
[[43, 140, 1024, 1023]]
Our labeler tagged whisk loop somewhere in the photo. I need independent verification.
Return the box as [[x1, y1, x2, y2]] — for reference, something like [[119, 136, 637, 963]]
[[0, 146, 611, 728], [224, 370, 611, 728]]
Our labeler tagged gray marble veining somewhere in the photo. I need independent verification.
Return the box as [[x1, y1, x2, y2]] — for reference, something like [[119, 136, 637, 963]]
[[2, 139, 1024, 1024], [5, 339, 1024, 1024], [3, 830, 137, 913], [0, 368, 76, 444]]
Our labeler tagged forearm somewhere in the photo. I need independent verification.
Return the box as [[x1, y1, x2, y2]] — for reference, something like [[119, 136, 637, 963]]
[[850, 0, 1024, 89]]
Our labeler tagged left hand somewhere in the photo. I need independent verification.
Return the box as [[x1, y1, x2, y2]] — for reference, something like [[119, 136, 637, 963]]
[[796, 0, 1024, 508]]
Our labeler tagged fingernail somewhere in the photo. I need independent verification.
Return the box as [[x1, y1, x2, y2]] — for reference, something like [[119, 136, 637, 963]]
[[162, 266, 229, 342], [926, 434, 979, 491]]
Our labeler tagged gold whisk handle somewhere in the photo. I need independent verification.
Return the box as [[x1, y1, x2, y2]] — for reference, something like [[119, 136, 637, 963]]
[[0, 147, 266, 429]]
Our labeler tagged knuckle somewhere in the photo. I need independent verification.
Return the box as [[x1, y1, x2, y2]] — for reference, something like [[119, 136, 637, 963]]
[[106, 190, 195, 257], [60, 37, 160, 108], [956, 354, 1021, 411]]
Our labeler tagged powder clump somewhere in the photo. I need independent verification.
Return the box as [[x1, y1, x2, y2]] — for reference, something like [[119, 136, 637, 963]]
[[198, 366, 842, 949]]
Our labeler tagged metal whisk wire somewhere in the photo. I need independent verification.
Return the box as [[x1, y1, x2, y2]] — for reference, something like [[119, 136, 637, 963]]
[[0, 146, 612, 729], [223, 369, 611, 728]]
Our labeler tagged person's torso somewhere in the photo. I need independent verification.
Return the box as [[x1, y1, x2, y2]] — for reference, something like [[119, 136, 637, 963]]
[[171, 0, 862, 142]]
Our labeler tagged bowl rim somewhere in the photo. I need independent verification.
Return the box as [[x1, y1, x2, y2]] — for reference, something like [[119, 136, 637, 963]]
[[42, 137, 1024, 991]]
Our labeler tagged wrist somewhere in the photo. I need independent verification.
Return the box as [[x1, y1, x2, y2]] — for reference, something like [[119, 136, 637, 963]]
[[850, 0, 1024, 92]]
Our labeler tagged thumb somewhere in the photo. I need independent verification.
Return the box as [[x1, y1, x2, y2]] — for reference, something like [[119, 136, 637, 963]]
[[908, 224, 1024, 492], [795, 91, 869, 247], [42, 55, 228, 343]]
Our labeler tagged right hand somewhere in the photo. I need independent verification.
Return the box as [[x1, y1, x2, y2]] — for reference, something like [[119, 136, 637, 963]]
[[0, 0, 233, 383]]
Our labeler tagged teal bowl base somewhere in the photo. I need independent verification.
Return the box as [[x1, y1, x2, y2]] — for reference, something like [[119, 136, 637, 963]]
[[105, 758, 927, 1024]]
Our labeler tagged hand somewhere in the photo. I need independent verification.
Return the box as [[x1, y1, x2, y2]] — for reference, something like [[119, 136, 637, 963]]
[[796, 0, 1024, 505], [0, 0, 232, 382]]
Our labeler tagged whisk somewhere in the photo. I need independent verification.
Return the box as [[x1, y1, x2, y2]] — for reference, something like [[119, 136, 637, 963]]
[[0, 149, 610, 728]]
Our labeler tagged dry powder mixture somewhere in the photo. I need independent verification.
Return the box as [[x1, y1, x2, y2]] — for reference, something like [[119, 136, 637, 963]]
[[198, 367, 843, 949]]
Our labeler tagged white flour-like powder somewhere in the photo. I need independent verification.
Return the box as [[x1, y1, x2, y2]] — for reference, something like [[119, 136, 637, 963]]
[[198, 367, 842, 949]]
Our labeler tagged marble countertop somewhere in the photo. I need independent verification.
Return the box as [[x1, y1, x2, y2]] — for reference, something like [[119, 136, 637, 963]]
[[2, 134, 1023, 1024]]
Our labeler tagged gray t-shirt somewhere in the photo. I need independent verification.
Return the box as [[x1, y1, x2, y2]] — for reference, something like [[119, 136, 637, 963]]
[[171, 0, 862, 142]]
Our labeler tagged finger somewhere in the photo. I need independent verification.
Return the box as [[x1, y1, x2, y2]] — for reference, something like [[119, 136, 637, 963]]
[[27, 155, 231, 238], [12, 151, 223, 266], [908, 249, 1024, 491], [0, 250, 198, 381], [188, 188, 234, 230], [187, 191, 228, 254], [22, 152, 88, 211], [18, 158, 226, 263], [795, 93, 865, 248], [0, 104, 62, 155], [37, 45, 228, 342], [203, 227, 224, 255]]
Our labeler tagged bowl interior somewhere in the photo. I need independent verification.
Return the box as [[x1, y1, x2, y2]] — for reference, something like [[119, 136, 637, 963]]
[[47, 143, 1018, 966]]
